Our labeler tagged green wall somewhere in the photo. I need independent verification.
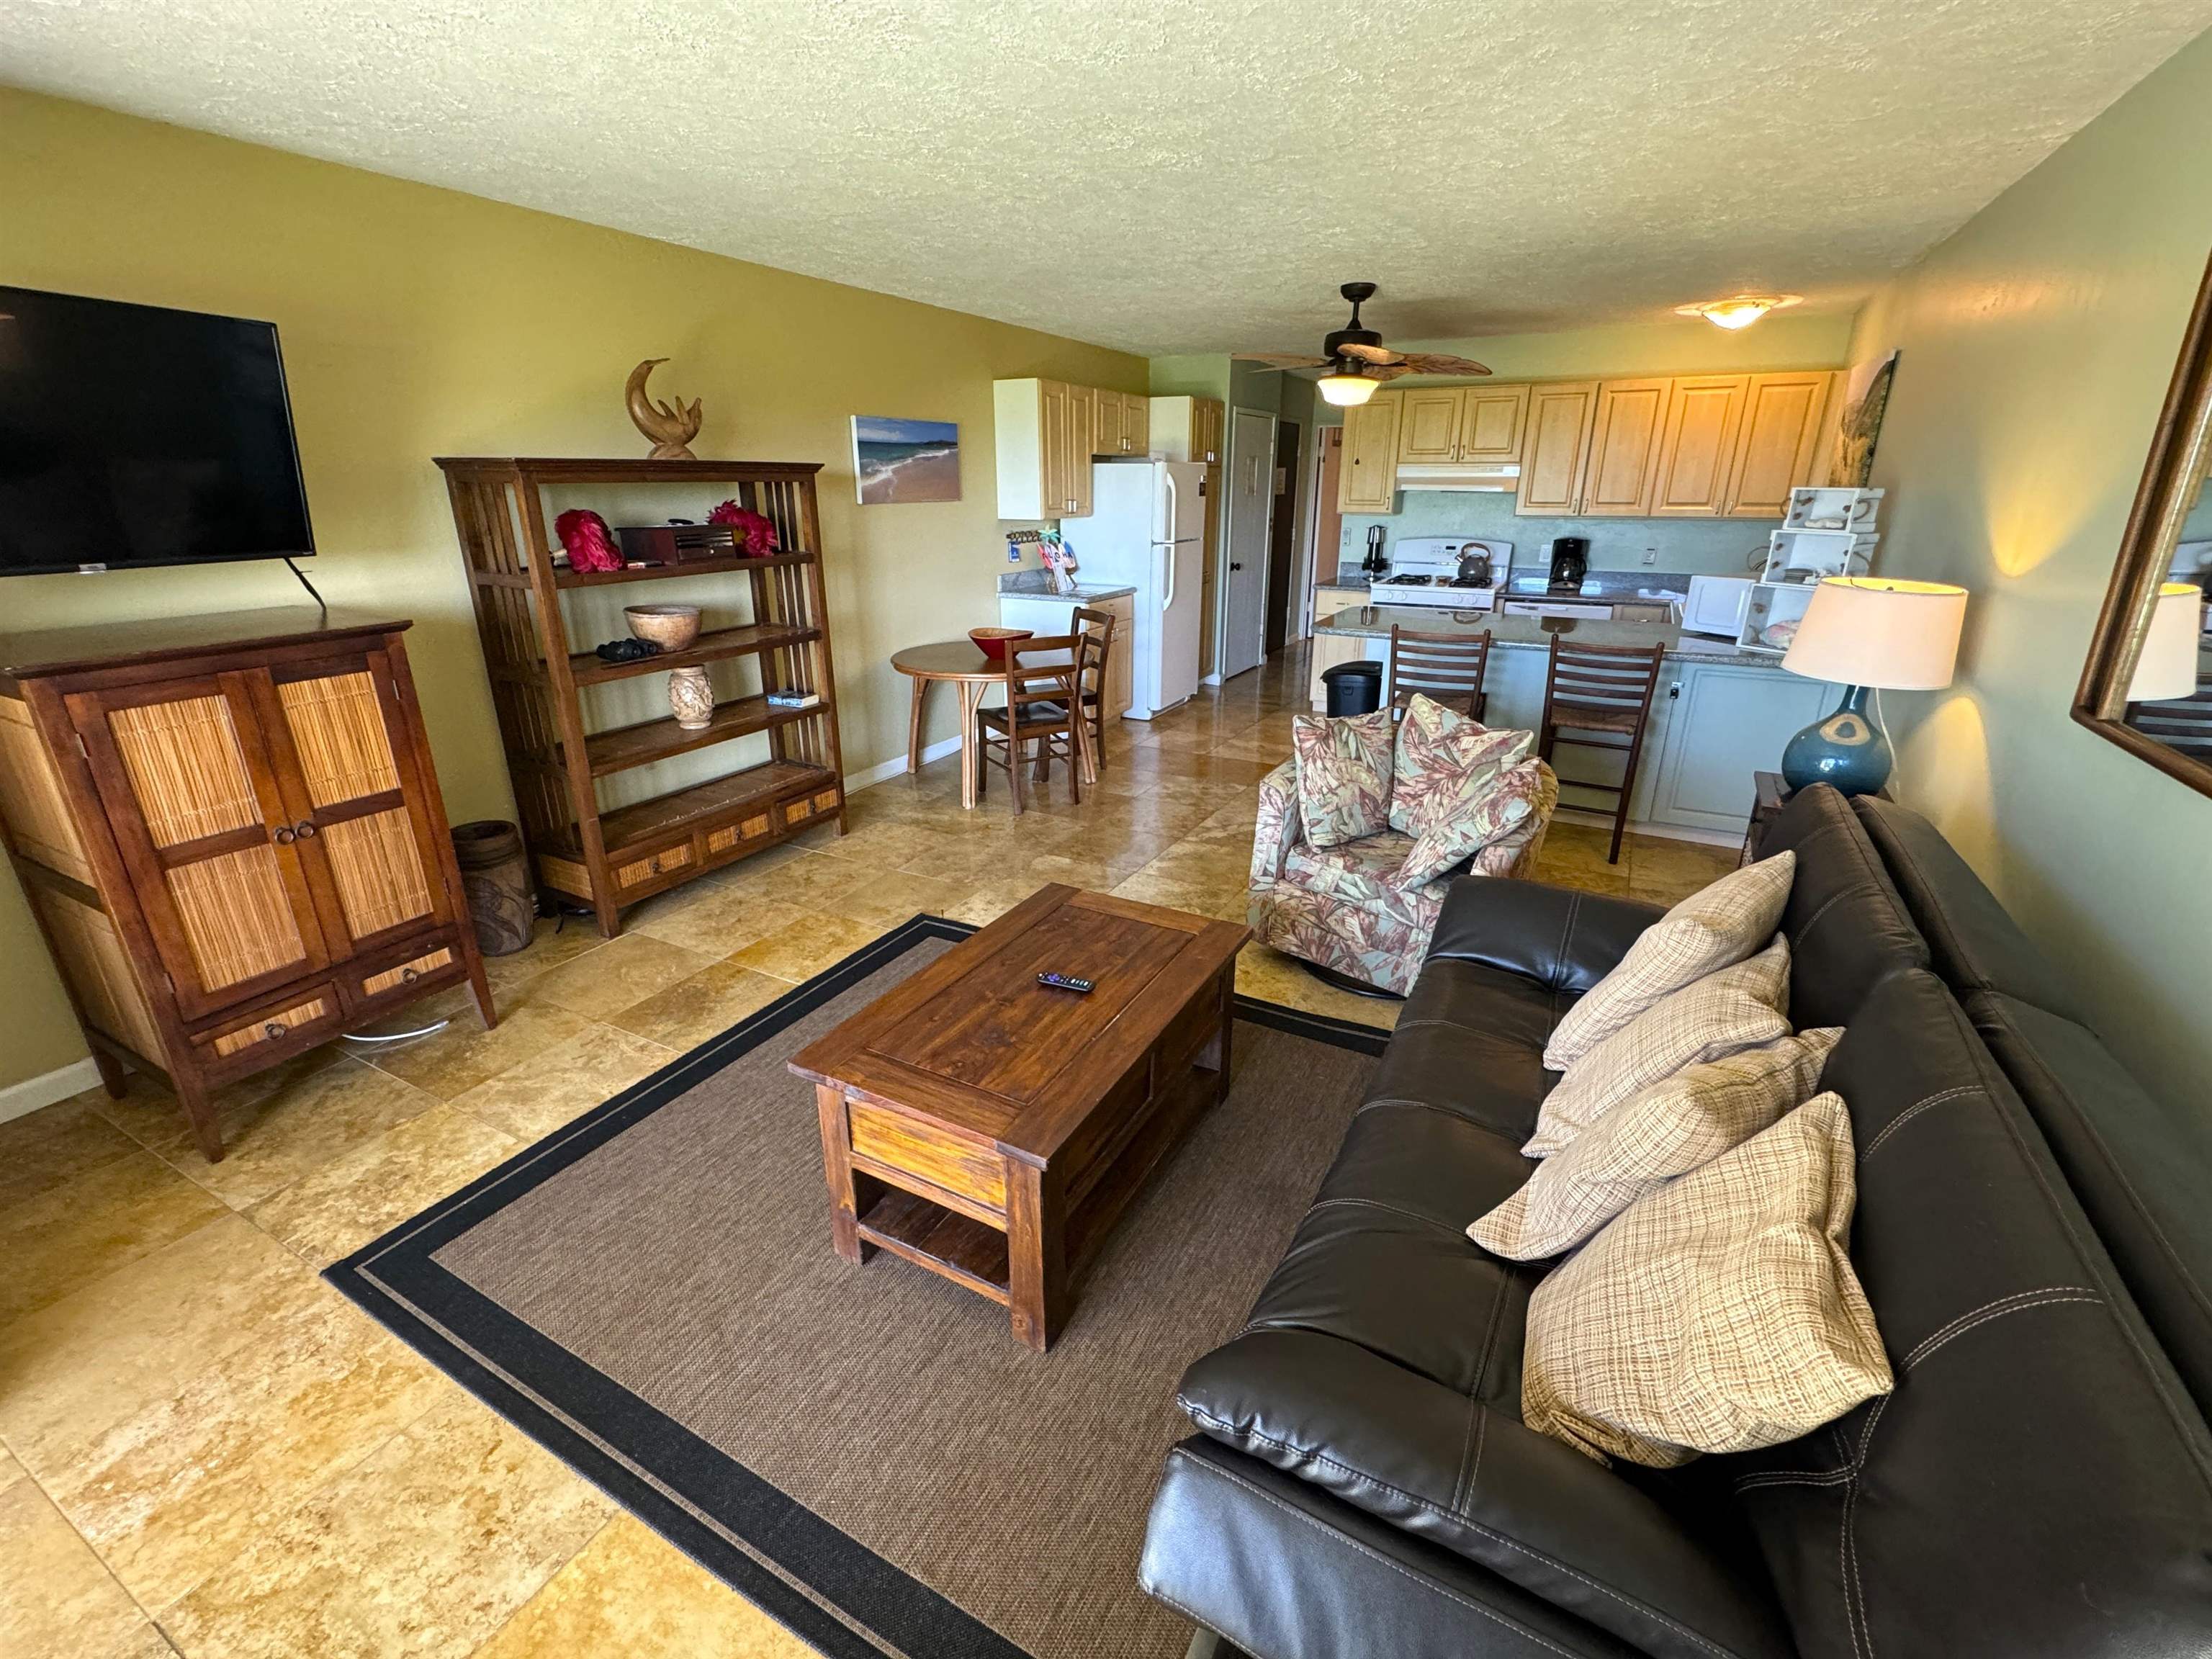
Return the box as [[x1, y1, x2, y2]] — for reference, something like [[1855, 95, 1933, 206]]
[[0, 90, 1146, 1093], [1845, 28, 2212, 1107]]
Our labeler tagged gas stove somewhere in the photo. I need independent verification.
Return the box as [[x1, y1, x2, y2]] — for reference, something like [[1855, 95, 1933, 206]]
[[1366, 537, 1516, 608]]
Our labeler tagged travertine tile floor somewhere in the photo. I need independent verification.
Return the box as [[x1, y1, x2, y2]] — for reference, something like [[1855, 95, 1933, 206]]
[[0, 644, 1735, 1658]]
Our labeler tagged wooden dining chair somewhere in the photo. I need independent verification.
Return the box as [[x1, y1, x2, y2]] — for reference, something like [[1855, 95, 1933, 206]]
[[976, 634, 1087, 814], [1538, 635, 1668, 864], [1071, 605, 1120, 780], [1388, 624, 1492, 722]]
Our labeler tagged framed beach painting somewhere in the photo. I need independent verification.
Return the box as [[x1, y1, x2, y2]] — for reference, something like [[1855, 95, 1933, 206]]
[[852, 416, 961, 504]]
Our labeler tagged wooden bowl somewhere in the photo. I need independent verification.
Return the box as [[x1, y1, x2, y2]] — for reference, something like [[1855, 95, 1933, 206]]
[[626, 603, 702, 651], [969, 626, 1033, 663]]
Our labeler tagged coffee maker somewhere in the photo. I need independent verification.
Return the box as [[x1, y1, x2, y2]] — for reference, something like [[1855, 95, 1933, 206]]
[[1547, 536, 1591, 595]]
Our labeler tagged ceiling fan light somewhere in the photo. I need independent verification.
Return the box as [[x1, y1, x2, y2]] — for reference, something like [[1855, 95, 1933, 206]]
[[1317, 371, 1377, 407], [1675, 293, 1803, 331]]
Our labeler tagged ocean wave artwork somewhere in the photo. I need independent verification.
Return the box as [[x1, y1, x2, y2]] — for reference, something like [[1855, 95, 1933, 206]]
[[853, 415, 961, 505]]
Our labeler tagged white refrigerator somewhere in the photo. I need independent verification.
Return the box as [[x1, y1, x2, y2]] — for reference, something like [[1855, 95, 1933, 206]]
[[1069, 459, 1205, 719]]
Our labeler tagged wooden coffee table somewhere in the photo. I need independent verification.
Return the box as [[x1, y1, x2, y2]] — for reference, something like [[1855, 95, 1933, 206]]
[[788, 885, 1248, 1349]]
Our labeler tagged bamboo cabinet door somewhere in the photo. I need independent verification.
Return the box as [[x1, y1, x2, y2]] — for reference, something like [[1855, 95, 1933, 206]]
[[251, 652, 453, 960], [67, 675, 334, 1020]]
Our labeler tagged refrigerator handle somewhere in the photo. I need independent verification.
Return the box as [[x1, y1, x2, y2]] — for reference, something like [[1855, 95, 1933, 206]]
[[1161, 467, 1180, 556], [1160, 540, 1175, 611]]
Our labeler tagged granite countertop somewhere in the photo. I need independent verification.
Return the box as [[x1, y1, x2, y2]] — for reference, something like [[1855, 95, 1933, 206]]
[[996, 574, 1138, 603], [1313, 604, 1785, 668]]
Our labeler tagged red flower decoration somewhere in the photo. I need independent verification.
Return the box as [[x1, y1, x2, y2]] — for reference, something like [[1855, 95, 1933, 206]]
[[708, 499, 781, 557], [553, 509, 623, 572]]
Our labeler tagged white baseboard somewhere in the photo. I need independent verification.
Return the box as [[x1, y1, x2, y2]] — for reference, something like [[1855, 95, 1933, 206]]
[[0, 1056, 104, 1126], [845, 735, 963, 793], [1552, 807, 1745, 850]]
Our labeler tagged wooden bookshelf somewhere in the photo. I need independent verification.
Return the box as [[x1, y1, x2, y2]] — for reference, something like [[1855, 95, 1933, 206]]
[[436, 457, 845, 935]]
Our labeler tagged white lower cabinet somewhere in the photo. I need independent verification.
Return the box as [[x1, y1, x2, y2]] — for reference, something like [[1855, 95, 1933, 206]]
[[1640, 662, 1828, 833]]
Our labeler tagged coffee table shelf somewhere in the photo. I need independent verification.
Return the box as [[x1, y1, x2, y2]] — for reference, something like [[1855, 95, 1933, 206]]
[[857, 1190, 1011, 1305]]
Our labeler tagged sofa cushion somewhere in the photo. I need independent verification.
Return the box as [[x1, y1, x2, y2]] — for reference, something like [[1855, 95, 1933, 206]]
[[1725, 971, 2212, 1659], [1424, 876, 1663, 998], [1388, 695, 1532, 837], [1398, 756, 1550, 890], [1966, 987, 2212, 1423], [1373, 958, 1562, 1146], [1528, 938, 1791, 1159], [1284, 832, 1422, 920], [1853, 795, 2082, 1017], [1542, 853, 1797, 1071], [1472, 1028, 1843, 1262], [1292, 709, 1395, 847], [1522, 1093, 1892, 1468], [1753, 783, 1928, 1030]]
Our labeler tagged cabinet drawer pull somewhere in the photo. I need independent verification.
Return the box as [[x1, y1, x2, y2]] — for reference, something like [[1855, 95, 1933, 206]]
[[295, 820, 318, 839], [271, 824, 296, 845], [264, 1020, 287, 1040], [400, 965, 420, 983]]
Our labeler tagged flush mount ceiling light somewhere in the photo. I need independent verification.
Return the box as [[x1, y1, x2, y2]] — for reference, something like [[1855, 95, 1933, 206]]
[[1316, 369, 1380, 407], [1675, 293, 1804, 331]]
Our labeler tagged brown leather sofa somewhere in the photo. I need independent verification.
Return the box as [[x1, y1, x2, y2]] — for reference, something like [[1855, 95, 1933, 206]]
[[1139, 783, 2212, 1658]]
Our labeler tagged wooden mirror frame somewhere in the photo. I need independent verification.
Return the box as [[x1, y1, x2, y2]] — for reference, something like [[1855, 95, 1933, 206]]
[[2073, 247, 2212, 794]]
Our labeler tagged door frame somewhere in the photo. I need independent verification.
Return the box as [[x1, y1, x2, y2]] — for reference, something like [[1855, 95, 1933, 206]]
[[1299, 424, 1344, 638], [1217, 407, 1278, 681]]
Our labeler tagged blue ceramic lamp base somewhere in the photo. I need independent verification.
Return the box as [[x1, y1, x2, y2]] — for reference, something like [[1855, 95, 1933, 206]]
[[1781, 684, 1893, 796]]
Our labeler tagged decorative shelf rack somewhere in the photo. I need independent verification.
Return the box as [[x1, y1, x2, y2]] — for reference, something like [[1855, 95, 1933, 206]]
[[436, 457, 845, 935]]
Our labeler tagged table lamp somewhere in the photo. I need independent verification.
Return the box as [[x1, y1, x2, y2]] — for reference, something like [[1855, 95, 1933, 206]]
[[2128, 583, 2206, 703], [1779, 577, 1969, 795]]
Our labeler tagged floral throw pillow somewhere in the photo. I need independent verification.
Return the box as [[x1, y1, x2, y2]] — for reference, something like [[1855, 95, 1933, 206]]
[[1394, 755, 1547, 889], [1390, 694, 1534, 837], [1290, 710, 1395, 848]]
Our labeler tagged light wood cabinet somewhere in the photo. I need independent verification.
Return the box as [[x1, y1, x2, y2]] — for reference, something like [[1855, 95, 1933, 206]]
[[1149, 395, 1223, 464], [1090, 387, 1123, 458], [1516, 382, 1599, 515], [1458, 385, 1531, 463], [1395, 389, 1465, 463], [1120, 392, 1150, 456], [0, 612, 490, 1161], [1099, 592, 1136, 716], [1650, 375, 1750, 516], [1339, 390, 1402, 512], [996, 377, 1123, 518], [1581, 378, 1673, 516], [1724, 372, 1836, 518]]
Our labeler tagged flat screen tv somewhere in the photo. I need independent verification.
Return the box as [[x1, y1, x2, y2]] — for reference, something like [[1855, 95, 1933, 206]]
[[0, 287, 314, 576]]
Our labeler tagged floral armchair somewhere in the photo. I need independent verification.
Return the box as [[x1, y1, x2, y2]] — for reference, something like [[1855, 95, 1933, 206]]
[[1249, 752, 1558, 997]]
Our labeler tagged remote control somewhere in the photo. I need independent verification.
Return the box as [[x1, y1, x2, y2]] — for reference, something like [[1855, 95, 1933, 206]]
[[1036, 972, 1094, 994]]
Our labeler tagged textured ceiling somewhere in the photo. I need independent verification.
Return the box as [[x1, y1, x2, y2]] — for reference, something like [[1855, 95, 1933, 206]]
[[6, 1, 2211, 354]]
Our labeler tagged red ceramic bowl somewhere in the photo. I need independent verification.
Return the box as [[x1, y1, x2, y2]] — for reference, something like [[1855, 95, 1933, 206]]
[[969, 626, 1033, 662]]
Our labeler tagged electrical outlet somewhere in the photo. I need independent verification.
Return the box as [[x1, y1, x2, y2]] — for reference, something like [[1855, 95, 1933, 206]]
[[1642, 546, 1659, 565], [1008, 546, 1022, 563]]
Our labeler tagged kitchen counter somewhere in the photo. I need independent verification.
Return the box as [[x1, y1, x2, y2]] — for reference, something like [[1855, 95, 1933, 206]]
[[1313, 604, 1781, 668], [996, 574, 1137, 603]]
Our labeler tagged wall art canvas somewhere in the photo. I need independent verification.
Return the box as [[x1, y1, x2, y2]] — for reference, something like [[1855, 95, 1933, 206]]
[[852, 416, 961, 505], [1828, 350, 1899, 487]]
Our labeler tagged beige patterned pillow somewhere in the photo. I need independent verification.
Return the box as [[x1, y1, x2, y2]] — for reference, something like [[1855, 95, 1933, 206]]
[[1473, 1028, 1841, 1260], [1521, 1092, 1891, 1467], [1542, 852, 1796, 1071], [1526, 937, 1790, 1159]]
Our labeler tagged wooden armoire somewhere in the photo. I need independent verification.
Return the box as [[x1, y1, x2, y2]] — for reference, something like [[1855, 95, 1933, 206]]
[[0, 608, 492, 1161]]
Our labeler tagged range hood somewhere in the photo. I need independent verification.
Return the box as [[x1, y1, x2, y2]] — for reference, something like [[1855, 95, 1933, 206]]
[[1393, 462, 1521, 493]]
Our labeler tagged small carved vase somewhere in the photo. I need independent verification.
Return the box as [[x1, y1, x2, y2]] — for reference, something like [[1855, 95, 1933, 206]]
[[667, 667, 715, 731]]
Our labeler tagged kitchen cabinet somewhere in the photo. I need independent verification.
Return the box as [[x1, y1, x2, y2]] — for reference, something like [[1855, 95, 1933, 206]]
[[1149, 395, 1224, 464], [1395, 389, 1465, 463], [1339, 390, 1402, 513], [1393, 384, 1530, 467], [999, 591, 1136, 719], [1580, 378, 1673, 516], [1640, 662, 1829, 832], [1305, 629, 1378, 712], [997, 377, 1146, 516], [1515, 382, 1599, 515], [1121, 393, 1150, 456], [1091, 387, 1123, 458], [1650, 375, 1750, 516], [1724, 372, 1837, 518]]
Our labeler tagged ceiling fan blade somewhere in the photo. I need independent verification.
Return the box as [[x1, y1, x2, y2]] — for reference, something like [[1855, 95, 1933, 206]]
[[1233, 353, 1333, 369], [1336, 342, 1403, 366], [1393, 352, 1493, 377], [1364, 362, 1417, 382]]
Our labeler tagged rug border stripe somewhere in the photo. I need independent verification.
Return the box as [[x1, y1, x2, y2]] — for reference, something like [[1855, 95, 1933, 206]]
[[326, 912, 1388, 1659]]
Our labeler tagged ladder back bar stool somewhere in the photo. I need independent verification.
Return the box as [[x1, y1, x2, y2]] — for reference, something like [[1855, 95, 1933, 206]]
[[1537, 634, 1667, 864], [1388, 624, 1493, 722], [1071, 605, 1120, 781]]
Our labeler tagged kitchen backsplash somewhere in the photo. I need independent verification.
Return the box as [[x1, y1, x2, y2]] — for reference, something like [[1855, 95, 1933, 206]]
[[1336, 491, 1776, 582]]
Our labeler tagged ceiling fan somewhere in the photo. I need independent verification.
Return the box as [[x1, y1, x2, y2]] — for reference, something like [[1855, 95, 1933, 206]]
[[1236, 282, 1490, 408]]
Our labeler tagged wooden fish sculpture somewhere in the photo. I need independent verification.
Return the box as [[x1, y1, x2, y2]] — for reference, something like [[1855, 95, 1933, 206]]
[[625, 359, 703, 460]]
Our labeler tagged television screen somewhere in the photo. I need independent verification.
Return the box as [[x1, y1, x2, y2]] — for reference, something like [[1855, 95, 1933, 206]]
[[0, 287, 314, 576]]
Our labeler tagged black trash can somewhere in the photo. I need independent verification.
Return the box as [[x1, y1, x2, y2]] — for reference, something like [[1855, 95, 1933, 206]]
[[1321, 659, 1385, 716]]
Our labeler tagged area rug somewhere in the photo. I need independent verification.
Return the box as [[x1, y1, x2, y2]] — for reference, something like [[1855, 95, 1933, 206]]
[[328, 915, 1386, 1659]]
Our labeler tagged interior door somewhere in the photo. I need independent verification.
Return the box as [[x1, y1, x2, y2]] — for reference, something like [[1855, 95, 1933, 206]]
[[69, 675, 332, 1020], [1221, 410, 1277, 679], [252, 652, 451, 956]]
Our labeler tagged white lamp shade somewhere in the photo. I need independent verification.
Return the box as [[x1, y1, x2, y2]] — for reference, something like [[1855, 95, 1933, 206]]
[[2129, 583, 2206, 703], [1316, 372, 1378, 408], [1781, 577, 1969, 690]]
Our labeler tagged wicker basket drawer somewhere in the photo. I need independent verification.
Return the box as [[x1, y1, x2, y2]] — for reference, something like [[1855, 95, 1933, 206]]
[[357, 944, 459, 1002], [614, 842, 695, 890], [201, 987, 340, 1058]]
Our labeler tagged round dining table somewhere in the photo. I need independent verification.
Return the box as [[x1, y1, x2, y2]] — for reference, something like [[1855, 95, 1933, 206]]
[[891, 639, 1080, 809]]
